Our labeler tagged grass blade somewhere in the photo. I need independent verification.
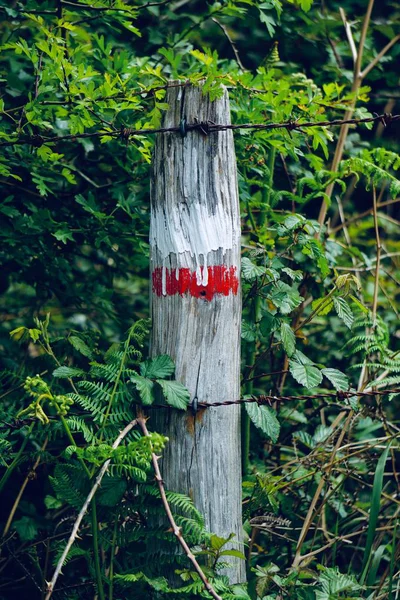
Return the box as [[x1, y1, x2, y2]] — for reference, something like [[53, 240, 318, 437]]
[[360, 444, 391, 584]]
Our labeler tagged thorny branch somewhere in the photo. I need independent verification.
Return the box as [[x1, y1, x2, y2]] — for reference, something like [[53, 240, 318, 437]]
[[44, 418, 138, 600], [136, 411, 223, 600]]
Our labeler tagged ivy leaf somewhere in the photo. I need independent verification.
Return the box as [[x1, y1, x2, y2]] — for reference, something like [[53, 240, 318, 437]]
[[322, 368, 349, 391], [289, 361, 322, 389], [245, 402, 280, 442], [280, 322, 296, 357], [157, 380, 190, 410], [130, 375, 154, 406], [140, 355, 175, 379], [333, 297, 354, 329], [241, 257, 265, 280], [53, 366, 86, 379]]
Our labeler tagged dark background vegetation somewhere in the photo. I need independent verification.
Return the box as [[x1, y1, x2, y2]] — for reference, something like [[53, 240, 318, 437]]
[[0, 1, 399, 599]]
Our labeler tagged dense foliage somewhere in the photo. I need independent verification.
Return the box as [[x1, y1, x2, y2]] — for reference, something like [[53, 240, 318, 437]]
[[0, 0, 399, 599]]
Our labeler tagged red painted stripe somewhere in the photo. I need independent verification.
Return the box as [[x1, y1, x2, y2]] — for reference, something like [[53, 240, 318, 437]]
[[152, 266, 239, 301]]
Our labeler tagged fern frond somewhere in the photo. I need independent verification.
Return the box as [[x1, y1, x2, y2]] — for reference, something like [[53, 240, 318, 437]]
[[66, 416, 96, 442]]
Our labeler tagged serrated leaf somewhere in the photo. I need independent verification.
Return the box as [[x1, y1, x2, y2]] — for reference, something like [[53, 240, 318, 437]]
[[69, 336, 93, 358], [280, 322, 296, 357], [282, 267, 303, 281], [140, 355, 175, 379], [289, 361, 322, 389], [349, 294, 369, 314], [260, 312, 280, 337], [311, 296, 333, 316], [157, 380, 190, 410], [292, 350, 313, 365], [245, 402, 280, 442], [322, 368, 349, 391], [219, 549, 246, 559], [241, 320, 256, 342], [241, 257, 265, 280], [279, 406, 308, 423], [210, 533, 235, 551], [333, 297, 354, 329], [130, 375, 154, 405], [53, 366, 86, 379], [268, 281, 303, 315]]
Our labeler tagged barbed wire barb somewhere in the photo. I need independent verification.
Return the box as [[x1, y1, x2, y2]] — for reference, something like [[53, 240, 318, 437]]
[[1, 113, 399, 148]]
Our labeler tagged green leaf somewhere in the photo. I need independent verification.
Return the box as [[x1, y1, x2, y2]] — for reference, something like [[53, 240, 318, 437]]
[[97, 475, 127, 506], [241, 257, 265, 280], [311, 296, 333, 316], [292, 350, 314, 365], [321, 368, 349, 391], [219, 549, 246, 560], [280, 322, 296, 357], [259, 10, 276, 37], [53, 366, 86, 379], [69, 336, 93, 358], [241, 320, 257, 342], [210, 532, 235, 551], [289, 361, 322, 389], [140, 355, 175, 379], [245, 402, 280, 442], [13, 516, 38, 541], [268, 281, 304, 315], [53, 229, 74, 244], [28, 328, 41, 342], [44, 495, 62, 509], [157, 380, 190, 410], [260, 312, 280, 337], [333, 297, 354, 329], [131, 375, 155, 405]]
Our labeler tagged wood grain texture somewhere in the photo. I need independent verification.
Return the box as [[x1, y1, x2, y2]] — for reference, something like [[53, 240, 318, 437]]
[[150, 83, 245, 583]]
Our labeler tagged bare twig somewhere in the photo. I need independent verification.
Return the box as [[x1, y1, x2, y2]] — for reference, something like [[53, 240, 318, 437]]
[[44, 418, 138, 600], [371, 186, 382, 326], [291, 410, 353, 568], [2, 437, 48, 539], [361, 34, 400, 79], [136, 412, 223, 600], [339, 8, 357, 65], [212, 18, 246, 71], [318, 0, 375, 227]]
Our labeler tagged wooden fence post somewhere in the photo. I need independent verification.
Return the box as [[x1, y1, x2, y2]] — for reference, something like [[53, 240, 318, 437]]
[[150, 83, 245, 583]]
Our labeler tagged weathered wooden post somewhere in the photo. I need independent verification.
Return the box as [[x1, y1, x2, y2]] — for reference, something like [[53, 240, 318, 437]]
[[150, 83, 244, 583]]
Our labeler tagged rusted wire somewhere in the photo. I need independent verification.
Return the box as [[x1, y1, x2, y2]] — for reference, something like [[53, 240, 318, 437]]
[[196, 387, 400, 408], [1, 113, 399, 148], [144, 387, 400, 411]]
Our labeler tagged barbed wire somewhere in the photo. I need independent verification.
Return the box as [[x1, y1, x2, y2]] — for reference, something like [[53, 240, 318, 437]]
[[1, 112, 398, 149], [148, 387, 400, 411]]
